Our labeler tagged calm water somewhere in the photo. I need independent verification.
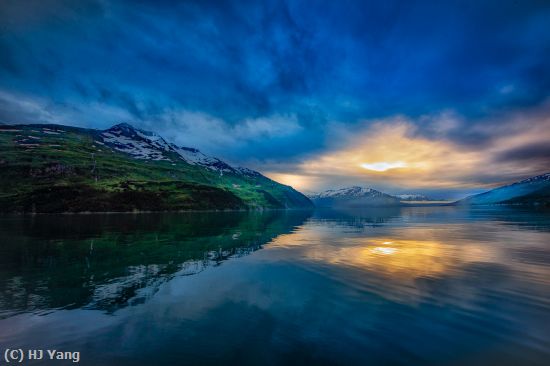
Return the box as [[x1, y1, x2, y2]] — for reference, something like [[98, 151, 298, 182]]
[[1, 207, 549, 365]]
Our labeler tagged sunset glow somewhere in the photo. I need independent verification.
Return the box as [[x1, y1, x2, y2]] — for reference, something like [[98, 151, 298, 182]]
[[265, 112, 550, 193], [1, 0, 548, 198], [360, 162, 408, 172]]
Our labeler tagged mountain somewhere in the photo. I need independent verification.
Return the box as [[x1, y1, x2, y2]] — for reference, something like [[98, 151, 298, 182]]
[[394, 194, 438, 201], [0, 123, 313, 213], [308, 186, 401, 207], [457, 173, 550, 206]]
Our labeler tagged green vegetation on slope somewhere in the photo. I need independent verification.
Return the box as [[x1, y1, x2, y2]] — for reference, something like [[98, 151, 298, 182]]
[[0, 124, 312, 212]]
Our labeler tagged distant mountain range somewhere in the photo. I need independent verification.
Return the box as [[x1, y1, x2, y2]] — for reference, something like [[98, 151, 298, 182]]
[[309, 173, 550, 208], [394, 194, 439, 201], [457, 173, 550, 206], [308, 186, 402, 207], [0, 123, 313, 213]]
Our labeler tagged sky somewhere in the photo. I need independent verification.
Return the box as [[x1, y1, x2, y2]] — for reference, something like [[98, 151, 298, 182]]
[[1, 0, 549, 198]]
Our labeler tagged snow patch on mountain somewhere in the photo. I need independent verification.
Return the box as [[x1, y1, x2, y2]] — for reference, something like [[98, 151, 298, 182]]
[[100, 127, 170, 161], [395, 194, 436, 201], [98, 123, 262, 177], [308, 186, 402, 207], [169, 143, 235, 174], [235, 167, 262, 177], [310, 186, 376, 199], [516, 172, 550, 184]]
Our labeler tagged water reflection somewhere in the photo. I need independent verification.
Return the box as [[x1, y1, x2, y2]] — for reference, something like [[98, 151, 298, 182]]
[[269, 209, 550, 307], [0, 210, 312, 317], [0, 207, 549, 365], [310, 206, 403, 226]]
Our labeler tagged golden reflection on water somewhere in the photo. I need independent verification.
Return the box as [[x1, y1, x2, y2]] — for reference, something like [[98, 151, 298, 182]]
[[268, 221, 550, 287], [328, 238, 452, 279], [268, 226, 514, 302], [267, 225, 517, 295], [370, 246, 397, 255]]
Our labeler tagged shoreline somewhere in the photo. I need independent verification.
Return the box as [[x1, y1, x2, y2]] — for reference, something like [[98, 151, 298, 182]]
[[0, 207, 315, 217], [2, 202, 548, 217]]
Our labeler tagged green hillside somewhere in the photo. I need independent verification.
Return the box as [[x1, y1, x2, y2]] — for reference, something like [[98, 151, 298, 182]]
[[0, 123, 313, 213]]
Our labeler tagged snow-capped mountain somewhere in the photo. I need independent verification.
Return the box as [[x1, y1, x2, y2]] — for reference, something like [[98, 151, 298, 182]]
[[100, 123, 172, 161], [0, 122, 313, 212], [309, 186, 401, 207], [99, 123, 250, 176], [311, 186, 376, 198], [394, 194, 437, 201], [457, 172, 550, 205], [168, 143, 236, 174]]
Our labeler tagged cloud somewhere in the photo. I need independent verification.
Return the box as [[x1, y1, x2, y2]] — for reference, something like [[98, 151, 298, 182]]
[[290, 119, 485, 190], [0, 89, 134, 127], [494, 142, 550, 164], [265, 104, 550, 194], [127, 109, 304, 158], [2, 0, 550, 126], [0, 90, 57, 124], [1, 0, 549, 197]]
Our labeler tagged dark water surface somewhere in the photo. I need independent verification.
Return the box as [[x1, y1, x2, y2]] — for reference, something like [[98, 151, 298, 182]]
[[1, 207, 549, 365]]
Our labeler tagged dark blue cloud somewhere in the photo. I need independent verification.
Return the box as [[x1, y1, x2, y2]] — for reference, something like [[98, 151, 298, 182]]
[[1, 0, 549, 166]]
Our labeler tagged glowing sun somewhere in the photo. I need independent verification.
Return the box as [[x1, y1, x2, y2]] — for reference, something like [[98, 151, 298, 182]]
[[360, 161, 408, 172]]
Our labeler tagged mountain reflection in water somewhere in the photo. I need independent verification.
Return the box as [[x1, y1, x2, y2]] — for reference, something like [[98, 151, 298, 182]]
[[0, 206, 549, 365], [0, 211, 312, 317]]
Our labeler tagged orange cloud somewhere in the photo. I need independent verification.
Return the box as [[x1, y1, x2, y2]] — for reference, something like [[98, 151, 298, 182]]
[[264, 110, 550, 192]]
